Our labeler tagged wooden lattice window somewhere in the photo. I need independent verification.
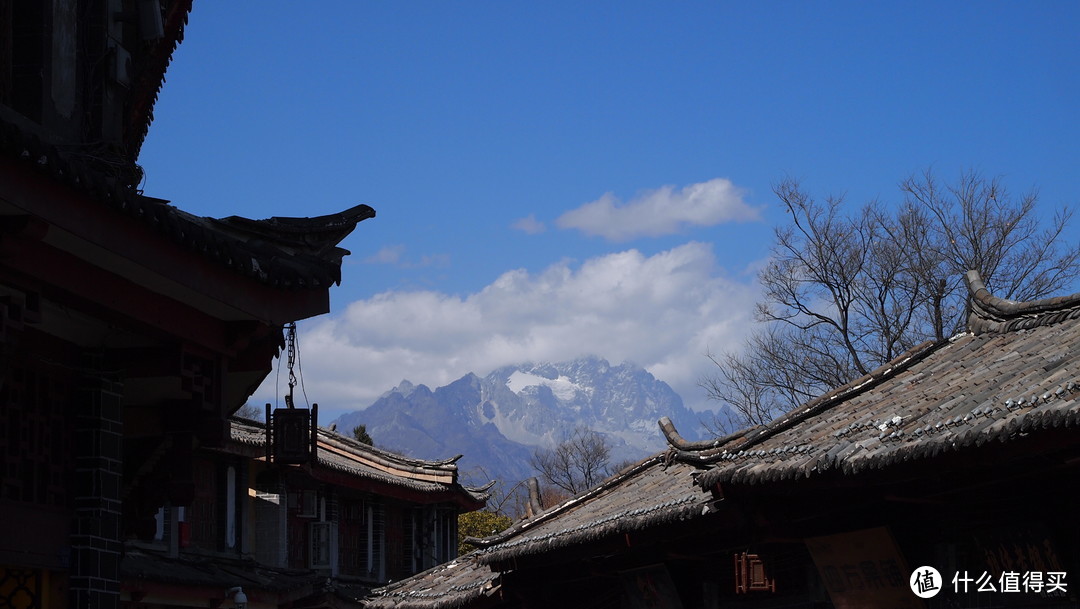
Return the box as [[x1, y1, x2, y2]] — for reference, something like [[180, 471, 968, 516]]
[[188, 459, 218, 549], [0, 365, 71, 507], [338, 498, 369, 576], [0, 567, 42, 609]]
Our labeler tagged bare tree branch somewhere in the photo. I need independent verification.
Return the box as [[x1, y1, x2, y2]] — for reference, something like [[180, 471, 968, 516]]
[[703, 169, 1080, 433], [529, 427, 614, 496]]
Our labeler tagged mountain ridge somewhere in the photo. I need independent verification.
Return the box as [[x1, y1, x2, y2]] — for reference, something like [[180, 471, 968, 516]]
[[330, 356, 702, 486]]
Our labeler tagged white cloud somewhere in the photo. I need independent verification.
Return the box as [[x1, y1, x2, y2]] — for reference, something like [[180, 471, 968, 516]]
[[362, 244, 405, 264], [511, 214, 546, 234], [255, 242, 760, 421], [556, 178, 761, 241], [360, 244, 449, 268]]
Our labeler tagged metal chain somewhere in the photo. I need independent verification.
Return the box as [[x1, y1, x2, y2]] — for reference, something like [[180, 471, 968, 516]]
[[285, 322, 297, 408]]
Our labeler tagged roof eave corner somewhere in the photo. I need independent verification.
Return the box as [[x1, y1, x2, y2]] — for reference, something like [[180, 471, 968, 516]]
[[966, 270, 1002, 335]]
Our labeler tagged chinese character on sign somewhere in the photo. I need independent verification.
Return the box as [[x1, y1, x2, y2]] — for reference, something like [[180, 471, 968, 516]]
[[952, 571, 974, 594], [999, 571, 1021, 593], [917, 570, 938, 594], [879, 558, 904, 587], [909, 566, 942, 599], [843, 563, 865, 590], [822, 565, 845, 593], [1046, 572, 1068, 593], [1023, 571, 1043, 593], [976, 571, 997, 592], [950, 570, 1067, 596], [860, 560, 884, 589]]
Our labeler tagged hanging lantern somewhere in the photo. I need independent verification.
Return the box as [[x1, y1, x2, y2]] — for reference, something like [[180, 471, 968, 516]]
[[265, 323, 319, 464]]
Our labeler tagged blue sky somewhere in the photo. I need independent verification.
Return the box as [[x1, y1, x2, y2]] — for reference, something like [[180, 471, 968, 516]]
[[139, 2, 1080, 422]]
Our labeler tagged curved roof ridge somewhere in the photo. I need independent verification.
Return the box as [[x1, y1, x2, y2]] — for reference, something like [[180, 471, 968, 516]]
[[317, 427, 462, 472], [230, 418, 463, 473], [658, 416, 754, 451], [209, 204, 375, 261], [966, 270, 1080, 335], [229, 418, 486, 507]]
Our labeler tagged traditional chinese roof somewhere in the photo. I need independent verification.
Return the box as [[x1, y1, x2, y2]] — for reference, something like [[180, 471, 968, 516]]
[[470, 457, 710, 566], [126, 0, 196, 159], [0, 116, 374, 291], [362, 272, 1080, 608], [364, 454, 716, 608], [229, 418, 490, 509], [689, 270, 1080, 489], [122, 546, 319, 597], [121, 545, 373, 609]]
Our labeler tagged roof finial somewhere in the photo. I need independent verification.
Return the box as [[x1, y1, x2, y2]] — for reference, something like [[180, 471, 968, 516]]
[[525, 477, 544, 518], [965, 269, 1080, 334]]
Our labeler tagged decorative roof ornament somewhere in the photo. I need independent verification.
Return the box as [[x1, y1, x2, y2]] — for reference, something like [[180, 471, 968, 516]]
[[966, 270, 1080, 335]]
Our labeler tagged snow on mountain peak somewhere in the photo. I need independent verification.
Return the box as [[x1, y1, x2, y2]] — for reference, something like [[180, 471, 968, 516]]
[[506, 370, 583, 401]]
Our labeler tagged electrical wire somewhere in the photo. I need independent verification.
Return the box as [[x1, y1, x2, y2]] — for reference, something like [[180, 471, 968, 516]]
[[275, 339, 281, 409]]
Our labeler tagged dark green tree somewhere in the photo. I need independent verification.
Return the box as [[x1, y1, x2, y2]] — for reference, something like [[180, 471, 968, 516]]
[[457, 510, 513, 555], [351, 424, 373, 445]]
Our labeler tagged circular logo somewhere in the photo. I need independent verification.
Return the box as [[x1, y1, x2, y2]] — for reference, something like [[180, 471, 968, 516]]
[[910, 566, 943, 598]]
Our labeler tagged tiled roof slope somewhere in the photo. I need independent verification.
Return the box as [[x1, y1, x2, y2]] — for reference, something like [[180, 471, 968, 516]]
[[122, 546, 318, 595], [364, 456, 716, 608], [365, 554, 500, 609], [691, 270, 1080, 489], [230, 419, 491, 504], [473, 457, 710, 565]]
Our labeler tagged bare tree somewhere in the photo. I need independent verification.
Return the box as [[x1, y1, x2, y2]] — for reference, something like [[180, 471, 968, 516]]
[[458, 466, 534, 520], [233, 402, 264, 421], [703, 170, 1080, 433], [529, 427, 613, 496]]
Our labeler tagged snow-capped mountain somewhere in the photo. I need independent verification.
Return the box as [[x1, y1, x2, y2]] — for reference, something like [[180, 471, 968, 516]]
[[330, 356, 703, 487]]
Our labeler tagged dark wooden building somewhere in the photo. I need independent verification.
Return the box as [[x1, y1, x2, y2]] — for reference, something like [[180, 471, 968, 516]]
[[120, 418, 489, 609], [366, 272, 1080, 609], [0, 2, 374, 609]]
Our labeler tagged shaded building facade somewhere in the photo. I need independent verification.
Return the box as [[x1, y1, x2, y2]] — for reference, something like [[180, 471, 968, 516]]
[[0, 2, 376, 609], [120, 418, 489, 609]]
